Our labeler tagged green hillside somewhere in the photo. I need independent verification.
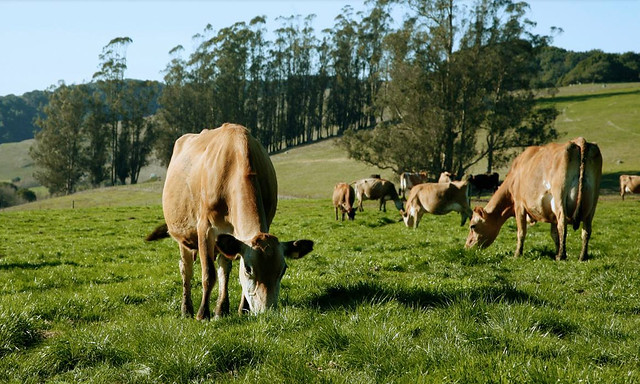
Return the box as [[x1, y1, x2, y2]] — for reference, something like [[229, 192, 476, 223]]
[[1, 83, 638, 210]]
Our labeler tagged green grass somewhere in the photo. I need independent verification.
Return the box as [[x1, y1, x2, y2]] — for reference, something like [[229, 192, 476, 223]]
[[2, 197, 640, 382]]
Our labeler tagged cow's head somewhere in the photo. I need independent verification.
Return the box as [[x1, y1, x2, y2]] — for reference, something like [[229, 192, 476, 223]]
[[346, 207, 356, 220], [216, 233, 313, 314], [465, 206, 500, 248]]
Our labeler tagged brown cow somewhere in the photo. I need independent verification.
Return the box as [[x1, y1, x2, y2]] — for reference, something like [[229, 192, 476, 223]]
[[399, 172, 430, 198], [465, 137, 602, 261], [333, 182, 356, 221], [354, 177, 403, 212], [620, 175, 640, 200], [401, 181, 472, 228], [147, 123, 313, 319], [438, 171, 455, 183]]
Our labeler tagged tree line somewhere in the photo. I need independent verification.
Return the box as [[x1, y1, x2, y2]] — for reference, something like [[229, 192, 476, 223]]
[[21, 0, 640, 196]]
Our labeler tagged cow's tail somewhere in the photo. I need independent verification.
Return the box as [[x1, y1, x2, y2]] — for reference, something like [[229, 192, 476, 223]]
[[145, 222, 170, 241], [572, 137, 587, 230]]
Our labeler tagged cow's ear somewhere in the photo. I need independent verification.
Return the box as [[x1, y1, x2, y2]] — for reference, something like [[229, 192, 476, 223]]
[[282, 239, 314, 259], [473, 206, 484, 217], [216, 234, 244, 260]]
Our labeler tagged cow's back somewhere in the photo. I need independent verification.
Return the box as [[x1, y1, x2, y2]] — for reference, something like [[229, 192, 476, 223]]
[[162, 124, 277, 244], [505, 139, 600, 225]]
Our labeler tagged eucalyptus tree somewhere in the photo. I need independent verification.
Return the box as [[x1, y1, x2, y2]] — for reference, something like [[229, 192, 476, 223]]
[[357, 0, 394, 128], [246, 16, 269, 139], [211, 22, 251, 125], [30, 84, 87, 195], [342, 0, 557, 178], [156, 45, 195, 166], [83, 87, 109, 186], [121, 81, 160, 184], [328, 5, 362, 135], [93, 36, 132, 185]]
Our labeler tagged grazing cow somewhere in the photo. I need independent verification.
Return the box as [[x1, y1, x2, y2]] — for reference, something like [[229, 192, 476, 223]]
[[468, 172, 500, 196], [438, 171, 455, 183], [465, 137, 602, 261], [401, 181, 472, 228], [620, 175, 640, 200], [333, 182, 356, 221], [146, 123, 313, 319], [354, 177, 403, 212], [399, 171, 430, 198]]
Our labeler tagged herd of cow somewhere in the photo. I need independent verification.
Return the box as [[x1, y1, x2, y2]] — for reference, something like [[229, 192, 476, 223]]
[[147, 123, 638, 319]]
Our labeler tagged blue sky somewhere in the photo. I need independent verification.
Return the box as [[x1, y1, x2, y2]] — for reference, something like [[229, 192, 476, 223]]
[[1, 0, 638, 97]]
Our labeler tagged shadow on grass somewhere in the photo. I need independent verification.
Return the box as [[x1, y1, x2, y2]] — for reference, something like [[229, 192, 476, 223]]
[[601, 171, 640, 195], [306, 279, 546, 312], [0, 260, 79, 271]]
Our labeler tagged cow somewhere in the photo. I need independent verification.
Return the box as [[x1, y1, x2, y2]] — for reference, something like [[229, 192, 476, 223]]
[[401, 180, 472, 228], [468, 172, 500, 197], [353, 177, 404, 212], [620, 175, 640, 200], [333, 182, 356, 221], [146, 123, 314, 319], [399, 171, 430, 198], [438, 171, 455, 183], [465, 137, 602, 261]]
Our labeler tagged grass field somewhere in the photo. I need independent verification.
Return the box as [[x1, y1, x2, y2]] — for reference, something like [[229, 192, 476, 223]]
[[2, 196, 640, 382]]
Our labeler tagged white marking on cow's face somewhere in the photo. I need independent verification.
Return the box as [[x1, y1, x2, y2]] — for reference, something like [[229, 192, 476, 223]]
[[543, 180, 551, 190], [238, 235, 287, 314]]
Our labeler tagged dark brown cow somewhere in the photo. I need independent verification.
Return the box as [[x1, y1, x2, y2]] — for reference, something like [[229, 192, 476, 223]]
[[399, 172, 430, 198], [333, 182, 356, 221], [620, 175, 640, 200], [465, 137, 602, 261], [401, 181, 472, 228], [147, 123, 313, 319], [468, 172, 500, 196], [354, 177, 403, 212]]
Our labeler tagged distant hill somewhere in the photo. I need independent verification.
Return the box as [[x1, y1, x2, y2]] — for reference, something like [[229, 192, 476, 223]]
[[0, 80, 163, 145], [2, 82, 639, 210]]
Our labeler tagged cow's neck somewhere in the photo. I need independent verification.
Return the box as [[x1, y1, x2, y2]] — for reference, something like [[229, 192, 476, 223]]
[[484, 180, 515, 226]]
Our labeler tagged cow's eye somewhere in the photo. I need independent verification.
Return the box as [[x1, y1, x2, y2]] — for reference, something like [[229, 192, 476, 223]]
[[244, 264, 253, 277], [470, 224, 476, 230]]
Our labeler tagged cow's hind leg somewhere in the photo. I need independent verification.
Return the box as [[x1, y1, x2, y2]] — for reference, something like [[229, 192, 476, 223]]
[[579, 218, 592, 261], [555, 216, 568, 261], [215, 255, 232, 318], [179, 244, 195, 317], [196, 224, 216, 320], [550, 224, 560, 257]]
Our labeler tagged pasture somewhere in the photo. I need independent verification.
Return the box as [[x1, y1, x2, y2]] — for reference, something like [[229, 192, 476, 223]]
[[2, 195, 640, 382], [1, 82, 640, 381]]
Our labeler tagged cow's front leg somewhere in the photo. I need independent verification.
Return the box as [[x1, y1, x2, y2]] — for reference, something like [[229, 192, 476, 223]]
[[379, 198, 387, 212], [179, 244, 195, 317], [196, 225, 216, 320], [215, 255, 232, 318], [413, 210, 424, 229], [514, 209, 527, 258], [238, 293, 250, 315]]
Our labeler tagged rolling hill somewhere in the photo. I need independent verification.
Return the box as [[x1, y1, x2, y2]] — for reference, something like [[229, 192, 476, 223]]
[[1, 82, 638, 210]]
